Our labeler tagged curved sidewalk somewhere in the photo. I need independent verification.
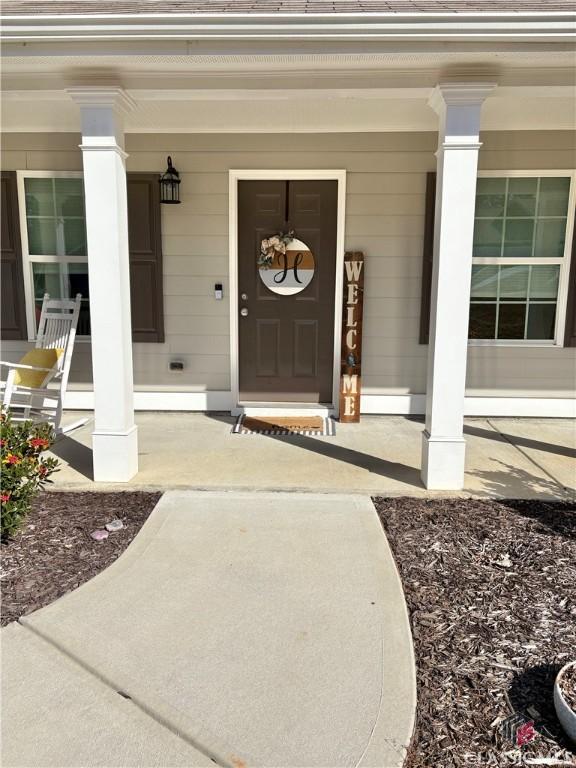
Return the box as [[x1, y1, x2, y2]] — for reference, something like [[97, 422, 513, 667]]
[[2, 491, 416, 768]]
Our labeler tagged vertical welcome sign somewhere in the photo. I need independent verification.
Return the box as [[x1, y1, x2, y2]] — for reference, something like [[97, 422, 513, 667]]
[[339, 251, 365, 422]]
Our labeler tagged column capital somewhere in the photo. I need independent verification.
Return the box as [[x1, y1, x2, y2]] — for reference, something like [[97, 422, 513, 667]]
[[429, 82, 497, 147], [428, 82, 497, 115], [66, 86, 136, 114], [67, 86, 134, 152]]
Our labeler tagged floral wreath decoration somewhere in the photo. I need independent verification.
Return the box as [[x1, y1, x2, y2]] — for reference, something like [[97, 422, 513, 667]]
[[257, 230, 295, 268]]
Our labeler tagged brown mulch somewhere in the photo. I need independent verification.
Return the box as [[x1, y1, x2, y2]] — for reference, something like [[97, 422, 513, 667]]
[[1, 491, 161, 627], [374, 497, 576, 768]]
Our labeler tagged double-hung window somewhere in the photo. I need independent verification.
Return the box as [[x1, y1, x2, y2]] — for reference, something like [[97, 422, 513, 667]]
[[469, 172, 575, 344], [17, 171, 90, 339]]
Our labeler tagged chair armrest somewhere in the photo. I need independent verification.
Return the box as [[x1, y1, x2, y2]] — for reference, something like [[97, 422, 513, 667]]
[[0, 361, 54, 373]]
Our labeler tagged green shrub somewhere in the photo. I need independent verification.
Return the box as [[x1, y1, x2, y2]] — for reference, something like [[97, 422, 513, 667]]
[[1, 409, 59, 539]]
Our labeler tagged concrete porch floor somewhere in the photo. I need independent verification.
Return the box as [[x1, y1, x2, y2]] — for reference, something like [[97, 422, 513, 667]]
[[51, 413, 576, 498]]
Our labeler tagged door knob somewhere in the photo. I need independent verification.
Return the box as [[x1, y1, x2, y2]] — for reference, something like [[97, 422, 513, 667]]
[[240, 307, 249, 317]]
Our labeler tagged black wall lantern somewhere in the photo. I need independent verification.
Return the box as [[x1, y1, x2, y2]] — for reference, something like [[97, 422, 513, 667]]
[[159, 156, 181, 204]]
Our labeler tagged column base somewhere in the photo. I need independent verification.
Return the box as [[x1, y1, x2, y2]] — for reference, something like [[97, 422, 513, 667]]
[[421, 430, 466, 490], [92, 425, 138, 482]]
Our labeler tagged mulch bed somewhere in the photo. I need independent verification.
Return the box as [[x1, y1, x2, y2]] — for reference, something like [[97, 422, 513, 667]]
[[374, 497, 576, 768], [1, 491, 161, 627]]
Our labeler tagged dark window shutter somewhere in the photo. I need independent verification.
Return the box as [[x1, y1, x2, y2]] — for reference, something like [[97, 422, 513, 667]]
[[419, 171, 436, 345], [563, 205, 576, 347], [126, 173, 165, 343], [1, 171, 27, 340]]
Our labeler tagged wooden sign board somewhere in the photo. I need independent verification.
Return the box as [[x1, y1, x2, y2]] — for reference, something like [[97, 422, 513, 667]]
[[339, 251, 364, 422]]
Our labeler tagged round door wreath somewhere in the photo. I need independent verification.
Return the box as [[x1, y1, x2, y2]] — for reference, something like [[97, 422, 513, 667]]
[[258, 231, 315, 296]]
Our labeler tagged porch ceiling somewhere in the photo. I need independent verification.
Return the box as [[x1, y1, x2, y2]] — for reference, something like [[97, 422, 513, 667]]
[[2, 49, 575, 133], [2, 39, 574, 134]]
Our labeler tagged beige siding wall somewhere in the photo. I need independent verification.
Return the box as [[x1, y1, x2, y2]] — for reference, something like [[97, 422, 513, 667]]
[[2, 131, 575, 400]]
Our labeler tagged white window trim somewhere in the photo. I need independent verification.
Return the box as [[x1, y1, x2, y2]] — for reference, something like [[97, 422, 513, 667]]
[[469, 169, 576, 348], [16, 170, 88, 341]]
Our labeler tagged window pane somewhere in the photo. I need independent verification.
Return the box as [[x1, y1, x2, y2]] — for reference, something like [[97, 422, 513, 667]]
[[32, 262, 90, 335], [68, 264, 90, 335], [527, 304, 556, 340], [497, 303, 526, 339], [529, 265, 560, 300], [503, 219, 534, 258], [32, 262, 62, 299], [63, 218, 87, 256], [76, 305, 91, 336], [507, 177, 537, 217], [68, 263, 89, 298], [27, 217, 57, 255], [499, 265, 529, 300], [55, 178, 85, 217], [475, 178, 506, 217], [24, 178, 54, 216], [526, 304, 556, 341], [471, 265, 498, 299], [534, 218, 567, 258], [469, 304, 496, 339], [473, 219, 503, 257], [538, 177, 570, 217], [32, 263, 62, 328]]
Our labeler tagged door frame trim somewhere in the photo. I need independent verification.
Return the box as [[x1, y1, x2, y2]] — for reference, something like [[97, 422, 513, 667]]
[[229, 169, 347, 416]]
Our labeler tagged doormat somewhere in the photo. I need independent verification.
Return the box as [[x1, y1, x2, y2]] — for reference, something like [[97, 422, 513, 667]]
[[232, 415, 336, 436]]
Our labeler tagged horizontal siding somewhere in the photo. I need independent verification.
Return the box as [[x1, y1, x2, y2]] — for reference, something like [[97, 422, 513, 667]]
[[163, 235, 228, 257], [166, 256, 229, 276], [166, 296, 229, 316], [347, 194, 425, 216], [125, 133, 439, 153], [2, 130, 575, 400], [165, 315, 229, 336], [126, 151, 436, 173], [4, 130, 567, 156]]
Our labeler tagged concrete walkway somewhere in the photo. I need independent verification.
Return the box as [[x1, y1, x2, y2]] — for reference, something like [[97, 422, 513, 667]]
[[50, 413, 576, 499], [2, 491, 416, 768]]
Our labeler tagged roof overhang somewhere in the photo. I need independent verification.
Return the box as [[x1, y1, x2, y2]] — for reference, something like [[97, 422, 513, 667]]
[[2, 11, 576, 44]]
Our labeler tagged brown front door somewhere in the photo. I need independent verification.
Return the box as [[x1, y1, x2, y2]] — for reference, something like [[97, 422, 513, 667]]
[[238, 180, 338, 403]]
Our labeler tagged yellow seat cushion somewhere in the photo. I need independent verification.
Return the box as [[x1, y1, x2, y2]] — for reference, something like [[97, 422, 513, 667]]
[[13, 348, 63, 388]]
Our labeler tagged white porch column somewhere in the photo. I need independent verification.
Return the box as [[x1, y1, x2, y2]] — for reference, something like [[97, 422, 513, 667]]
[[422, 82, 496, 490], [68, 87, 138, 482]]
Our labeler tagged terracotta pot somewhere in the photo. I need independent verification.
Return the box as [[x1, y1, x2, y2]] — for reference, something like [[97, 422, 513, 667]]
[[554, 660, 576, 744]]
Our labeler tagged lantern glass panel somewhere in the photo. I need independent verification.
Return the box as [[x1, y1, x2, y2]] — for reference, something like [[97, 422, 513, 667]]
[[160, 157, 181, 204]]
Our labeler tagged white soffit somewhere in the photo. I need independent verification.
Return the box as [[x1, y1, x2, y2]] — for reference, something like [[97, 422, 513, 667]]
[[1, 48, 574, 133], [2, 49, 576, 71]]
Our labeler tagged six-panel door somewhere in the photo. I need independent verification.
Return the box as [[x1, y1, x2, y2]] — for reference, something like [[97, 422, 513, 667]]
[[238, 180, 338, 403]]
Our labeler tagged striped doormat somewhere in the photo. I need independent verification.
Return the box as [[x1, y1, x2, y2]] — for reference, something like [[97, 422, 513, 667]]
[[232, 415, 336, 436]]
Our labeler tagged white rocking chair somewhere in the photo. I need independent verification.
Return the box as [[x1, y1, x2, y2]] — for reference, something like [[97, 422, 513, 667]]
[[1, 293, 85, 434]]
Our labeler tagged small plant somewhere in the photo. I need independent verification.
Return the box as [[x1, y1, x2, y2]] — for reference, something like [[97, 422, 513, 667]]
[[1, 409, 59, 539]]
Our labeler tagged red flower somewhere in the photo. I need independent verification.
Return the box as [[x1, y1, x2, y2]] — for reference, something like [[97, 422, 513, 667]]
[[3, 453, 20, 465], [0, 439, 6, 447], [516, 721, 536, 747], [29, 437, 49, 450], [38, 465, 48, 477], [0, 493, 11, 503]]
